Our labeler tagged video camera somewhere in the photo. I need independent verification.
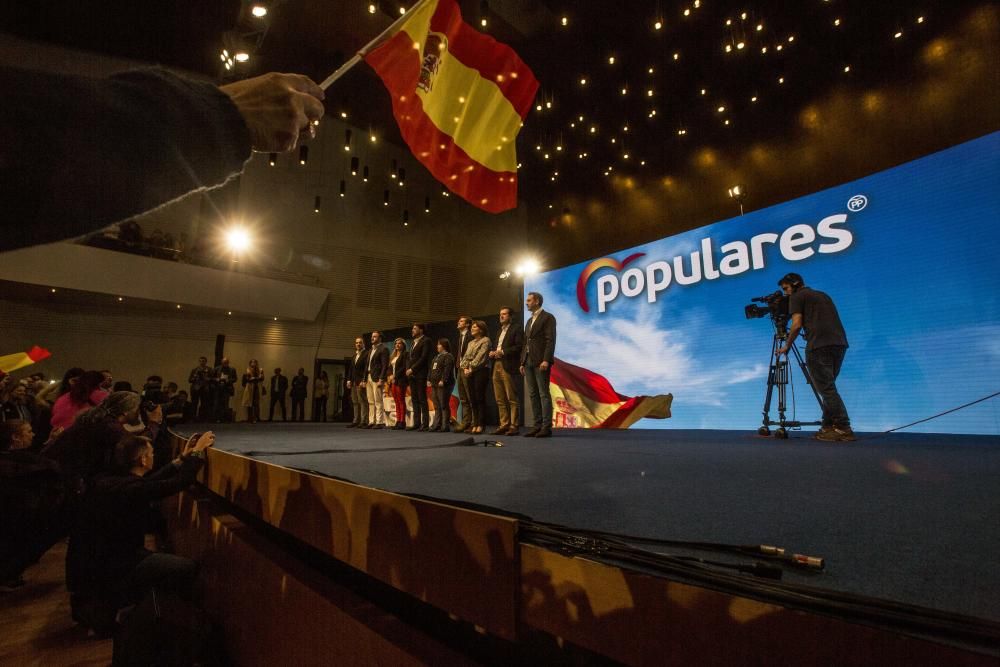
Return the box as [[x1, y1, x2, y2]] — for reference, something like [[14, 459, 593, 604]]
[[744, 290, 789, 322]]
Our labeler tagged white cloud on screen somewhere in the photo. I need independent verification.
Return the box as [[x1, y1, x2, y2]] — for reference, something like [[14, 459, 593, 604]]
[[543, 293, 765, 406]]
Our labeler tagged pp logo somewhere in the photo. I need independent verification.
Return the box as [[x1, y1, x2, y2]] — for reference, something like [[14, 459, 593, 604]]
[[847, 195, 868, 212]]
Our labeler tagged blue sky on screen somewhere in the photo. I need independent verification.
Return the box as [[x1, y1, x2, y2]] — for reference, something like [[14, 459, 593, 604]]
[[526, 132, 1000, 434]]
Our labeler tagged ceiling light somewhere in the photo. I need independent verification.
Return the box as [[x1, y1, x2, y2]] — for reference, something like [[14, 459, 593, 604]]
[[560, 16, 568, 26], [608, 56, 615, 64], [757, 23, 763, 31], [251, 5, 267, 18], [894, 30, 903, 38], [234, 52, 249, 62], [654, 20, 663, 30], [736, 42, 745, 50], [834, 18, 841, 26]]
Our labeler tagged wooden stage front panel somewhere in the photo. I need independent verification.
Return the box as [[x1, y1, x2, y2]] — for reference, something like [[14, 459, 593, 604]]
[[199, 448, 519, 640]]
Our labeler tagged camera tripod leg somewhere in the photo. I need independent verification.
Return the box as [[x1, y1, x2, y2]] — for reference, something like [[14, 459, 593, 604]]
[[790, 344, 825, 409], [759, 336, 781, 435]]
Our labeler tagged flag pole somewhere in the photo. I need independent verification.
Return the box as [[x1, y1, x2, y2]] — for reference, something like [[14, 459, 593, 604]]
[[320, 0, 435, 91]]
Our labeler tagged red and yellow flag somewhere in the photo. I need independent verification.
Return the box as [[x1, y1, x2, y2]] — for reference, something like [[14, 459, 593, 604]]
[[365, 0, 538, 213], [549, 357, 673, 429], [0, 345, 51, 377]]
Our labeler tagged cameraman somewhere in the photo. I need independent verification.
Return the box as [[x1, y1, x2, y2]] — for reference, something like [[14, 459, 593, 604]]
[[776, 273, 855, 442]]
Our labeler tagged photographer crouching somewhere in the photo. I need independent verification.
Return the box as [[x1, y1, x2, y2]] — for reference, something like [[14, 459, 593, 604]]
[[776, 273, 856, 442]]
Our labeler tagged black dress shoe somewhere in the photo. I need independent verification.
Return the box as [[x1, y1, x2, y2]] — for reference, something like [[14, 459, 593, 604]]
[[523, 428, 540, 438], [418, 426, 429, 432], [372, 424, 384, 429], [506, 427, 519, 436], [394, 423, 406, 430], [346, 423, 358, 428], [535, 428, 552, 438], [438, 427, 450, 432]]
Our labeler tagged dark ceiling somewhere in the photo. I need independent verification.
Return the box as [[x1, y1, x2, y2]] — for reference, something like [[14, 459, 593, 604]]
[[6, 1, 999, 266]]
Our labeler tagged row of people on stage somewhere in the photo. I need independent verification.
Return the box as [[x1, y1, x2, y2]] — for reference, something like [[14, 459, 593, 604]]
[[348, 291, 558, 437]]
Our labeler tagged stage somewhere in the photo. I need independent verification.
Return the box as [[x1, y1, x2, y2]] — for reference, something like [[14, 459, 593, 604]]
[[174, 422, 1000, 624]]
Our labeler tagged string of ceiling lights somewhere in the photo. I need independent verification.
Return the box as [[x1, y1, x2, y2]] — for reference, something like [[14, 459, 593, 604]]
[[221, 1, 941, 225]]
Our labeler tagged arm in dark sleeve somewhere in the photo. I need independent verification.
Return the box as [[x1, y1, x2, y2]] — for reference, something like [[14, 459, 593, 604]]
[[120, 456, 205, 504], [379, 347, 390, 381], [0, 66, 252, 251], [505, 327, 524, 363], [543, 316, 557, 364], [442, 353, 456, 384]]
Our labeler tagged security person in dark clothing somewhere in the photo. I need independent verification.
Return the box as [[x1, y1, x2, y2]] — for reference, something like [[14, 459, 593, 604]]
[[777, 273, 855, 441]]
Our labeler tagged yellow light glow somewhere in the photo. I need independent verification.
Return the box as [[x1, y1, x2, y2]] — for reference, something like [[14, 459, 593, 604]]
[[654, 20, 663, 30], [235, 52, 249, 62], [608, 56, 615, 64], [561, 16, 568, 26], [251, 5, 267, 18], [225, 227, 251, 252]]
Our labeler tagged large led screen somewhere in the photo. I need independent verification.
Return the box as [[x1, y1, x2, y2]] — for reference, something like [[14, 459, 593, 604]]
[[526, 132, 1000, 434]]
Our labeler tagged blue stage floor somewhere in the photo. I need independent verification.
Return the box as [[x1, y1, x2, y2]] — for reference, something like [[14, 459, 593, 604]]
[[179, 423, 1000, 623]]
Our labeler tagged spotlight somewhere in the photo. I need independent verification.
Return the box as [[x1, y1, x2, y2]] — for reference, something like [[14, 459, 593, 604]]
[[251, 5, 267, 18], [225, 227, 251, 252], [515, 258, 541, 276]]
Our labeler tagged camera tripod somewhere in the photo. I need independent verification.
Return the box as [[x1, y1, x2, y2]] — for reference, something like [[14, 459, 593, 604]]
[[758, 319, 824, 438]]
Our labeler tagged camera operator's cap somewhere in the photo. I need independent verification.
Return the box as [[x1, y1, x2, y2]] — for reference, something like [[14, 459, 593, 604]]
[[778, 272, 804, 287]]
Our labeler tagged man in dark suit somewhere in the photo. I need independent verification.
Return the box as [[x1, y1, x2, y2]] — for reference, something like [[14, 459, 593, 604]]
[[187, 356, 210, 422], [520, 292, 557, 438], [489, 306, 524, 435], [405, 323, 432, 431], [290, 368, 309, 422], [454, 315, 473, 432], [347, 337, 369, 428], [268, 368, 289, 421], [365, 331, 390, 429], [213, 357, 237, 422]]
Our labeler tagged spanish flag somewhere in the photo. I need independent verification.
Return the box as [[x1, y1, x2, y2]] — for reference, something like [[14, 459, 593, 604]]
[[549, 357, 673, 429], [0, 345, 51, 377], [365, 0, 538, 213]]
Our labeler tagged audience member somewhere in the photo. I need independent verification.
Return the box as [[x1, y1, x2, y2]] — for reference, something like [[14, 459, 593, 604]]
[[188, 356, 211, 421], [290, 368, 309, 422], [2, 381, 36, 423], [313, 371, 330, 423], [241, 359, 264, 423], [67, 431, 215, 635], [428, 339, 456, 432], [112, 380, 133, 392], [0, 420, 67, 590], [45, 391, 145, 490], [214, 357, 237, 422], [268, 368, 288, 422], [35, 367, 84, 407], [51, 370, 108, 430]]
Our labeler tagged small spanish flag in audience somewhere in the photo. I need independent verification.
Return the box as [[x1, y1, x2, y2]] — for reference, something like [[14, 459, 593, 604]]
[[549, 357, 673, 429], [0, 345, 51, 376], [365, 0, 538, 213]]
